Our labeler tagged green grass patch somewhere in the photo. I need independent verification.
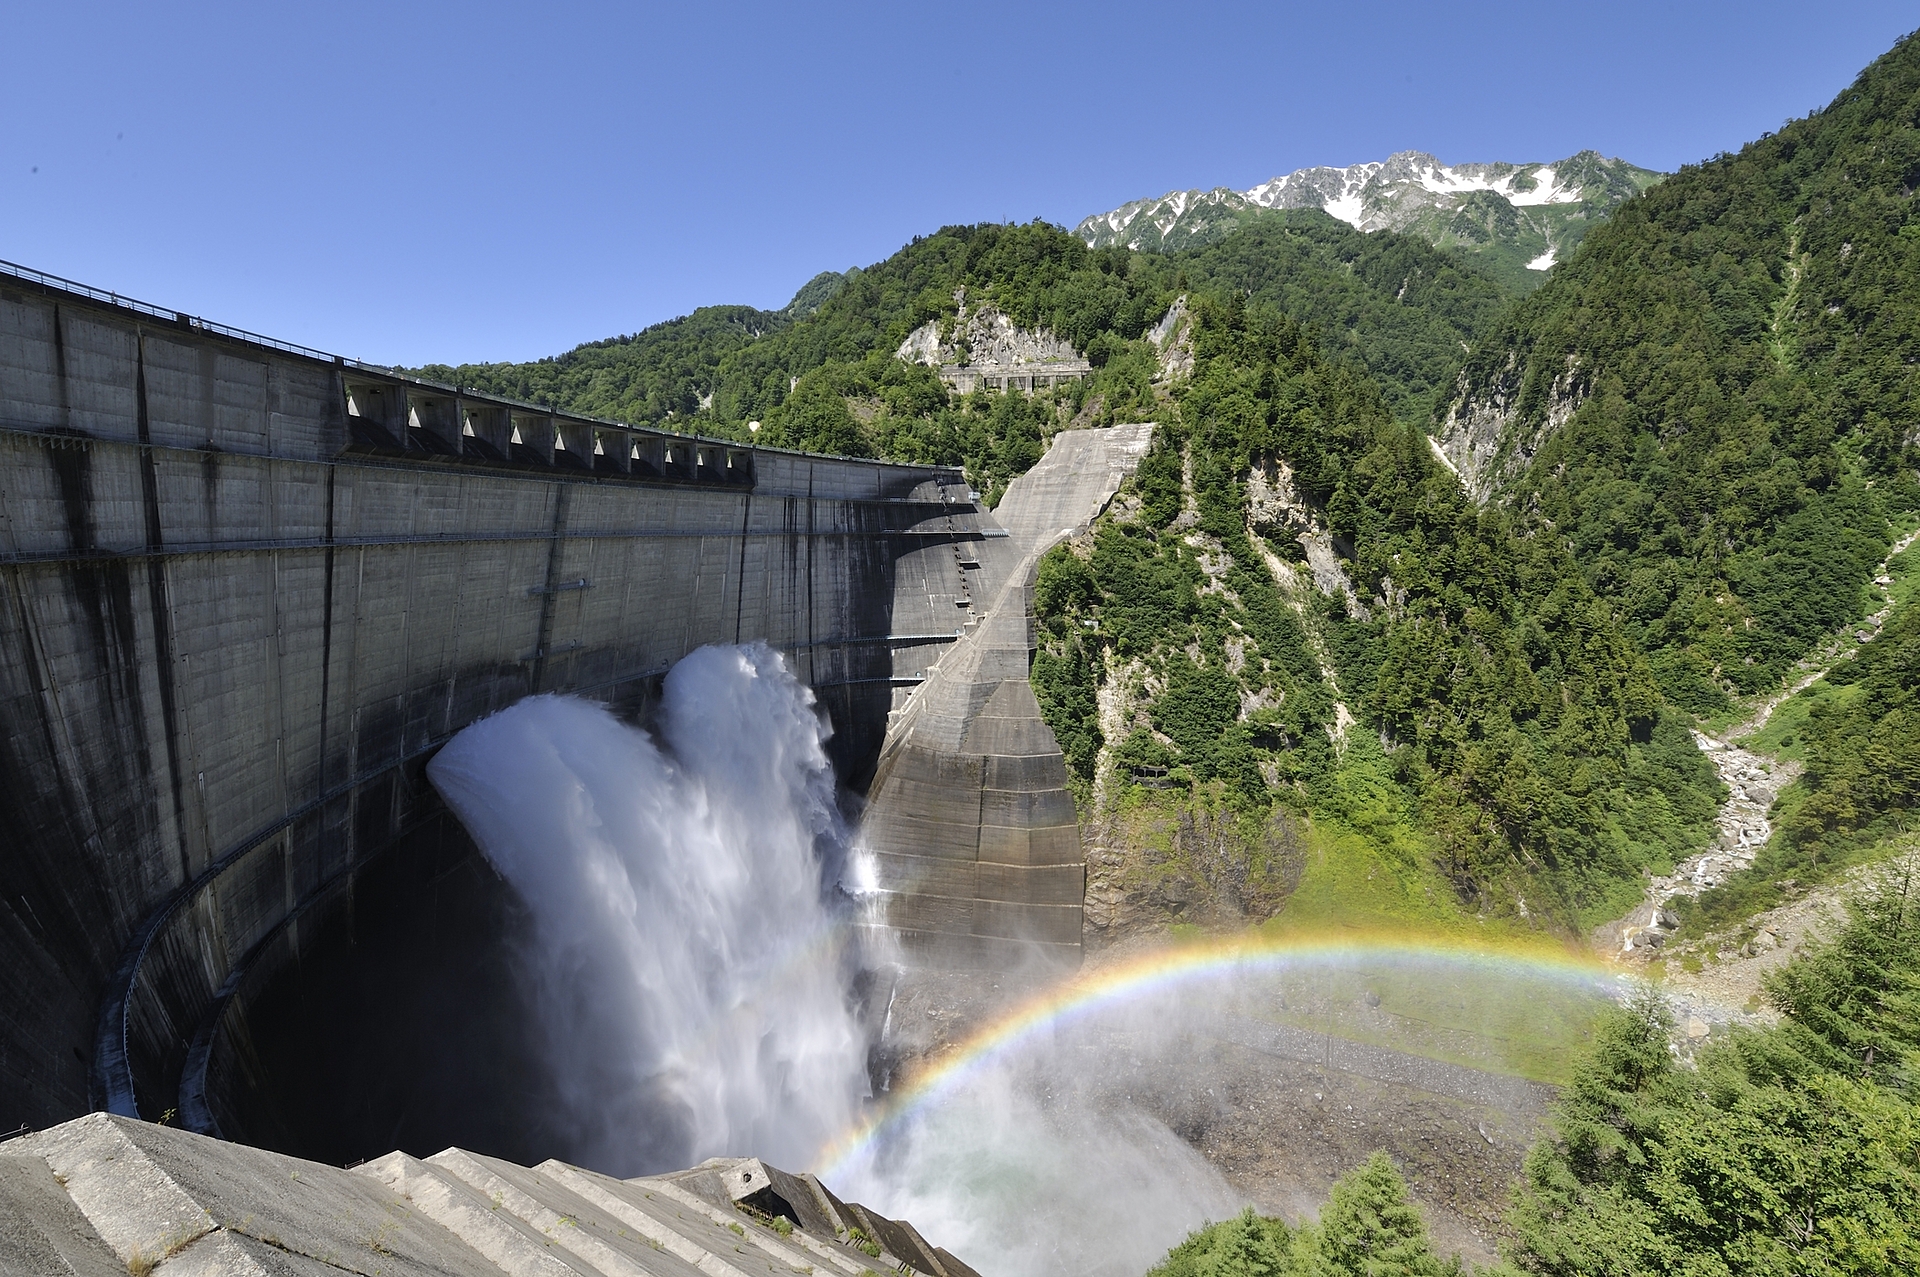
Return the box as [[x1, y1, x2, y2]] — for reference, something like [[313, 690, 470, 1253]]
[[1743, 677, 1865, 762], [1240, 955, 1609, 1085]]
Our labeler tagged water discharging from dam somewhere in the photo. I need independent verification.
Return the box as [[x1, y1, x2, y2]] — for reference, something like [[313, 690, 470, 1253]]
[[428, 644, 1618, 1277], [426, 643, 874, 1175], [425, 644, 1250, 1274]]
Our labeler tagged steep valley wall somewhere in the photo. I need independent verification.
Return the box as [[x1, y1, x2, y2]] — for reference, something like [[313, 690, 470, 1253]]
[[0, 267, 1006, 1139]]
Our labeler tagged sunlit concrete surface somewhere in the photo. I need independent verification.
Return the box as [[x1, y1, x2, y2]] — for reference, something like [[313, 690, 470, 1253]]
[[862, 424, 1154, 967], [0, 266, 987, 1136], [2, 1113, 979, 1277]]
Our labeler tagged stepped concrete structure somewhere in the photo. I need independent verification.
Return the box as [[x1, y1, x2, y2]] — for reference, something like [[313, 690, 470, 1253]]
[[862, 424, 1154, 967], [0, 1113, 979, 1277], [0, 260, 1101, 1143]]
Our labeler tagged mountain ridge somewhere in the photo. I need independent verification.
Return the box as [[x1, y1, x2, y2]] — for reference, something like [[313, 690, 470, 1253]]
[[1077, 149, 1664, 290]]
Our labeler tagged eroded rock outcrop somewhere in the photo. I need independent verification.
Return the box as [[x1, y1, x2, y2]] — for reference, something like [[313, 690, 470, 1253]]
[[1147, 294, 1194, 382], [1434, 353, 1584, 500], [896, 294, 1090, 392]]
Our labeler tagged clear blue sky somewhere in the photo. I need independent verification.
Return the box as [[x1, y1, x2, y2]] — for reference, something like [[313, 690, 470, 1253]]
[[4, 1, 1914, 366]]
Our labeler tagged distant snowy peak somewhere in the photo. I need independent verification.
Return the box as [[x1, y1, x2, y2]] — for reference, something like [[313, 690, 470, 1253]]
[[1244, 153, 1588, 224], [1077, 150, 1665, 281]]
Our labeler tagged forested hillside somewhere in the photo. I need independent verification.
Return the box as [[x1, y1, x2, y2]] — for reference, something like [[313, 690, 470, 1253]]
[[407, 182, 1734, 929], [424, 303, 790, 425], [1032, 294, 1718, 926], [409, 32, 1920, 936], [1174, 210, 1512, 422], [1441, 32, 1920, 717], [421, 217, 1517, 498]]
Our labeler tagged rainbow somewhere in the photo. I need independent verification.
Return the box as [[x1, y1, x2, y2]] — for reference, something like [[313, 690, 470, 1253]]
[[816, 929, 1622, 1176]]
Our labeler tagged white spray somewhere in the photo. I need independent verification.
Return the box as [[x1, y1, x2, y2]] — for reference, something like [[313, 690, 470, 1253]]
[[429, 642, 1250, 1275], [426, 642, 871, 1174]]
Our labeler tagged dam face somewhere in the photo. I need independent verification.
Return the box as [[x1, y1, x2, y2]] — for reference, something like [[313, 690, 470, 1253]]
[[0, 265, 1021, 1143]]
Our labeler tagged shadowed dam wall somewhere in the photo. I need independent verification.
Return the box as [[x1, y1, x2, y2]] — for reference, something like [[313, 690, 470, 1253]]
[[0, 264, 1012, 1135]]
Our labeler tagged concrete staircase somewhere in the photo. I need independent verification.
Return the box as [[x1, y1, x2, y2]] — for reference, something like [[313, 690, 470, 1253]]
[[0, 1115, 978, 1277]]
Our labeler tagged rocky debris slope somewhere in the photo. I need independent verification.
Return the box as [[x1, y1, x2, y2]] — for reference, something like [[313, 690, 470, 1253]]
[[1595, 738, 1797, 958], [1654, 851, 1916, 1045], [877, 945, 1553, 1271], [1594, 527, 1920, 962], [1146, 295, 1194, 382], [1433, 352, 1586, 499]]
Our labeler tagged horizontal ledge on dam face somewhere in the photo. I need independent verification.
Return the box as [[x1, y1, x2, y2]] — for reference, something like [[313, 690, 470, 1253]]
[[0, 420, 966, 501], [0, 529, 991, 566]]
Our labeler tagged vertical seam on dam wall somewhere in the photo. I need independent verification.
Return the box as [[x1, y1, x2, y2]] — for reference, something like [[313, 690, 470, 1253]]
[[318, 466, 336, 803], [529, 484, 571, 695], [135, 331, 191, 887], [734, 490, 753, 644], [807, 469, 817, 686]]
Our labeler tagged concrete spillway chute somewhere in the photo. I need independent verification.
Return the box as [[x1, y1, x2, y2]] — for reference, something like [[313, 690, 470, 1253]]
[[861, 423, 1154, 968]]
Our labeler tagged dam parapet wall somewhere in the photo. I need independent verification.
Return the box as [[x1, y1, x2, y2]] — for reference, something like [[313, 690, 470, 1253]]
[[0, 263, 984, 1133]]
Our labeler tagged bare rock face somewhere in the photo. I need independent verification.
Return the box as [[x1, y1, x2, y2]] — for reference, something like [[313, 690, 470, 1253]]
[[1246, 459, 1366, 615], [1081, 804, 1308, 948], [1147, 295, 1195, 382], [896, 300, 1082, 370], [1435, 353, 1584, 500]]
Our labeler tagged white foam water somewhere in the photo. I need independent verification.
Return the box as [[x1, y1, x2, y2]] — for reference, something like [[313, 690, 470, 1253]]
[[429, 642, 1246, 1276], [426, 642, 871, 1174]]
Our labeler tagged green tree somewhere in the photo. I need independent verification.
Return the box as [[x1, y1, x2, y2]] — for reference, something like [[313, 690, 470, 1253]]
[[1146, 1155, 1455, 1277], [1308, 1153, 1458, 1277], [1450, 32, 1920, 704], [1507, 878, 1920, 1275], [1148, 1207, 1296, 1277]]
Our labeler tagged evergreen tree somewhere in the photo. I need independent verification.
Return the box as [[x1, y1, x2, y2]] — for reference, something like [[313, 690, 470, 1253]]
[[1308, 1153, 1458, 1277], [1506, 878, 1920, 1275], [1146, 1156, 1454, 1277]]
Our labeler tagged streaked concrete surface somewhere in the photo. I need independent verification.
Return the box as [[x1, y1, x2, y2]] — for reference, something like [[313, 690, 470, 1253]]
[[0, 272, 977, 1135], [5, 1113, 979, 1277], [861, 424, 1153, 968]]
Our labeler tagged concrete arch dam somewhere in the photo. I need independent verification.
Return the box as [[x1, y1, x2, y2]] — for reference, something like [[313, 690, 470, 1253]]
[[0, 263, 1114, 1152]]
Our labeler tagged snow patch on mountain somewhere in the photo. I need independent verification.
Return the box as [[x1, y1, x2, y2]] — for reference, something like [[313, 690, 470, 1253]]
[[1078, 150, 1663, 278]]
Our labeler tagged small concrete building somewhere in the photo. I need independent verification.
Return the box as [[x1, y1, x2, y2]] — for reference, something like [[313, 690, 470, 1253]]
[[938, 360, 1092, 395]]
